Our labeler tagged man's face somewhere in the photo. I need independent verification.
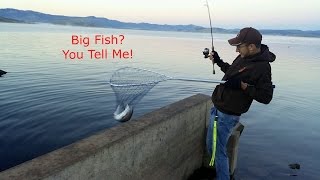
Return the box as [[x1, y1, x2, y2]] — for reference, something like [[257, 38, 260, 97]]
[[236, 44, 250, 58]]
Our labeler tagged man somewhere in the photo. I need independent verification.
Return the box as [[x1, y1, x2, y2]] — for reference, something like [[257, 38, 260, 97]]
[[206, 27, 276, 180]]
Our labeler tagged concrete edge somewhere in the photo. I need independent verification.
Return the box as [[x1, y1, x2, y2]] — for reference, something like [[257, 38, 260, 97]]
[[0, 93, 211, 179]]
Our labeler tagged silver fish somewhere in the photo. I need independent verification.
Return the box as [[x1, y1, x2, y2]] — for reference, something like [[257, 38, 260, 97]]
[[113, 104, 133, 122]]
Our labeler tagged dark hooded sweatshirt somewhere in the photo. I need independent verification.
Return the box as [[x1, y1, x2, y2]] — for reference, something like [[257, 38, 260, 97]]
[[212, 44, 276, 116]]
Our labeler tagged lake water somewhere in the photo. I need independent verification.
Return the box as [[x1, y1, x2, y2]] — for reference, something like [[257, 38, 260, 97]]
[[1, 23, 320, 179]]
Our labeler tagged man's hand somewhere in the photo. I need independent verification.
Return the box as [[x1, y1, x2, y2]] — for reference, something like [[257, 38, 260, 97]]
[[209, 51, 223, 64], [240, 81, 248, 90]]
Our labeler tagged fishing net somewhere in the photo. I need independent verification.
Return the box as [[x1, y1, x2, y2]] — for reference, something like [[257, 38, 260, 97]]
[[109, 67, 224, 122], [110, 67, 167, 109]]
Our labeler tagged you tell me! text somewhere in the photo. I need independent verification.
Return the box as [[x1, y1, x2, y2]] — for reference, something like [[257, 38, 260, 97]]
[[61, 34, 134, 60]]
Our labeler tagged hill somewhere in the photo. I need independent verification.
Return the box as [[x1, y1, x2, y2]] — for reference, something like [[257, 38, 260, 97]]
[[0, 8, 319, 38], [0, 15, 23, 23]]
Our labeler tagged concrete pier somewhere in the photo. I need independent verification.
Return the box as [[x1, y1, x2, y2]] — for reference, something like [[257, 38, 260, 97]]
[[0, 94, 243, 180]]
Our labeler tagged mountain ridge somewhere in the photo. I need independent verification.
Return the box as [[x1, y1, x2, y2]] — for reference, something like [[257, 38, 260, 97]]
[[1, 8, 319, 38]]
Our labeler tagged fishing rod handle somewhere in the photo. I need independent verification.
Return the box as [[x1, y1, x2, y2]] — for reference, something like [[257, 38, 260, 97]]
[[211, 48, 215, 74], [212, 62, 215, 74]]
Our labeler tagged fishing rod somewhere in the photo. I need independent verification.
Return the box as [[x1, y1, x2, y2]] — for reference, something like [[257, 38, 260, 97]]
[[202, 0, 216, 74], [202, 0, 218, 167]]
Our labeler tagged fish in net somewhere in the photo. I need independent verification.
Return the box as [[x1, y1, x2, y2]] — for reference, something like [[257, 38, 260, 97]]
[[109, 67, 224, 122]]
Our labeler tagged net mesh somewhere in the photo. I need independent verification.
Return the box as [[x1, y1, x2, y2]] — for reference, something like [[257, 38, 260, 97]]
[[109, 67, 168, 108]]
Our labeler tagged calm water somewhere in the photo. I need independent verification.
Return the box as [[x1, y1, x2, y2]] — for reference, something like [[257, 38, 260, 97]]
[[1, 23, 320, 179]]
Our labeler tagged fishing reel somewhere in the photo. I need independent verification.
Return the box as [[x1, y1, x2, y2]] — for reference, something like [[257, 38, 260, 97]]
[[203, 48, 212, 58]]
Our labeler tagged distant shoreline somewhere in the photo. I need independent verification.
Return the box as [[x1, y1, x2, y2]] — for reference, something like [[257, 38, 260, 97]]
[[0, 8, 319, 38]]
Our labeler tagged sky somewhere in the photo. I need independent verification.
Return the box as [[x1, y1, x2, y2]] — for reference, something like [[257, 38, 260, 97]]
[[0, 0, 319, 30]]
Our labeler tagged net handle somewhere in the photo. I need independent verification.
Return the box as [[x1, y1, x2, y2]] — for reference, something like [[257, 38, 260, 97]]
[[132, 68, 225, 84], [168, 77, 225, 84], [109, 67, 225, 87]]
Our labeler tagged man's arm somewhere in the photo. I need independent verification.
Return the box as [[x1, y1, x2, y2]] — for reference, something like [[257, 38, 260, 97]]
[[242, 64, 273, 104], [216, 60, 231, 73]]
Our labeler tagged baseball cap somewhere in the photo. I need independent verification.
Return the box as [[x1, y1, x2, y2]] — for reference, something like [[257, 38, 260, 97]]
[[228, 27, 262, 46]]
